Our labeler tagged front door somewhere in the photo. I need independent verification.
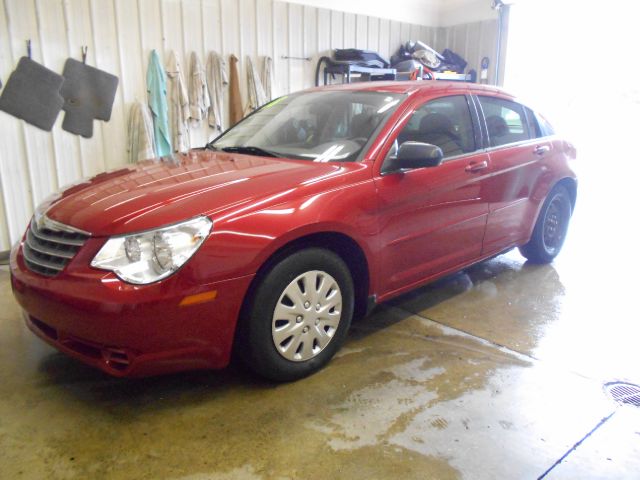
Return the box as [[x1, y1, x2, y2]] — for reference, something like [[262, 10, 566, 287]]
[[374, 94, 491, 299]]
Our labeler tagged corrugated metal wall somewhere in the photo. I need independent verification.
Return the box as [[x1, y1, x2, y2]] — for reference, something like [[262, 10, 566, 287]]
[[0, 0, 496, 250], [441, 18, 499, 84]]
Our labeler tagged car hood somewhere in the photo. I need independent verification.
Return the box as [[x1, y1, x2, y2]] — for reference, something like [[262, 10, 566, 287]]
[[44, 151, 353, 236]]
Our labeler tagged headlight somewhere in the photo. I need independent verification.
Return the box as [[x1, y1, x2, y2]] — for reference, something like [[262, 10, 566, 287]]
[[91, 216, 212, 284]]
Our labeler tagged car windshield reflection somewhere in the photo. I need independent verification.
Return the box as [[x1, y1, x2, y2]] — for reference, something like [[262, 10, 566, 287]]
[[211, 91, 403, 162]]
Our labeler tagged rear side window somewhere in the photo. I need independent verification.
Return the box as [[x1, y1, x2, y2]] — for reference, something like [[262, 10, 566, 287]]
[[396, 95, 476, 159], [478, 96, 530, 147]]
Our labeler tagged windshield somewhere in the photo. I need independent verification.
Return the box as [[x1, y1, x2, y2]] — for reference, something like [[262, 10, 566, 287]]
[[210, 91, 404, 162]]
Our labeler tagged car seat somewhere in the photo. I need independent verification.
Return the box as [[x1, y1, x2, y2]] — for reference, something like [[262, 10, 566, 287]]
[[350, 112, 376, 139], [485, 115, 509, 146], [417, 113, 463, 157]]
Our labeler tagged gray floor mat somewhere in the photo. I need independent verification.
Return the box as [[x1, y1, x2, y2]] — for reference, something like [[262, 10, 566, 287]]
[[60, 58, 119, 138], [0, 57, 64, 131]]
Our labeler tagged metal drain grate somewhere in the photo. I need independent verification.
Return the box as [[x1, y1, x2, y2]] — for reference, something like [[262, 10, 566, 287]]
[[605, 382, 640, 407]]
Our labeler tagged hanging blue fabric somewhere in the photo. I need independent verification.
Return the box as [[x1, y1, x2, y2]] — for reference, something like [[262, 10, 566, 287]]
[[146, 49, 172, 156]]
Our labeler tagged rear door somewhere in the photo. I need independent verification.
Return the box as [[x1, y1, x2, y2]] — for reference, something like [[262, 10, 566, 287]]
[[475, 95, 552, 253], [374, 93, 491, 298]]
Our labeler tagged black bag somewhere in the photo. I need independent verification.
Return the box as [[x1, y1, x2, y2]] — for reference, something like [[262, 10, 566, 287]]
[[333, 49, 390, 69], [390, 45, 412, 67], [438, 49, 467, 74]]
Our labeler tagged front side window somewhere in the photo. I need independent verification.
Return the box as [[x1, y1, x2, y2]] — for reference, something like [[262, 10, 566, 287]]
[[211, 91, 403, 162], [478, 96, 530, 147], [392, 95, 477, 159]]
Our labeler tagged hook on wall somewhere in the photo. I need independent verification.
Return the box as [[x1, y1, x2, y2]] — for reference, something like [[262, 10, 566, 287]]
[[81, 46, 88, 64], [26, 39, 32, 59], [281, 55, 311, 61]]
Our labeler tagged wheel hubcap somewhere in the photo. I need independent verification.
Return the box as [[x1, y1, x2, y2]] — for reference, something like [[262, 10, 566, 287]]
[[272, 270, 342, 362]]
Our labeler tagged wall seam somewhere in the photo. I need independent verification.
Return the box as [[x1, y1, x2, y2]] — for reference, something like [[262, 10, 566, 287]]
[[33, 0, 61, 192], [4, 0, 36, 214], [61, 0, 86, 178], [87, 0, 108, 172]]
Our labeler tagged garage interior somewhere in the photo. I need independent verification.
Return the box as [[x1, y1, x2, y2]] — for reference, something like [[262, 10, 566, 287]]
[[1, 0, 639, 479]]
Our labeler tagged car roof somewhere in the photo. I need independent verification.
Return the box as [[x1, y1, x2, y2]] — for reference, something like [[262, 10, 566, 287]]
[[307, 81, 515, 99]]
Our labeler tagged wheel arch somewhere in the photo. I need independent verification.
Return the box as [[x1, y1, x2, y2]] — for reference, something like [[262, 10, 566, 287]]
[[523, 175, 577, 248], [556, 177, 577, 213], [234, 231, 372, 356], [232, 231, 372, 363], [233, 232, 369, 379]]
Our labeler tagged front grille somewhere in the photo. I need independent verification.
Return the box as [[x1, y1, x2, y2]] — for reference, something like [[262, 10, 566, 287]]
[[22, 216, 90, 277]]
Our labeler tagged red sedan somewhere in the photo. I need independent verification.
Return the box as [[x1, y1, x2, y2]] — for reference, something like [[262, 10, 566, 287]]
[[10, 81, 577, 381]]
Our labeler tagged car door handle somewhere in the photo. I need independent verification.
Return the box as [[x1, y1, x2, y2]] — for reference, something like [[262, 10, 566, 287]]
[[465, 160, 489, 173], [534, 145, 550, 155]]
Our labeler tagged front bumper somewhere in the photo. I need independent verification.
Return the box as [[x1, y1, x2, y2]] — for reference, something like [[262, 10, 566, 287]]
[[10, 239, 254, 377]]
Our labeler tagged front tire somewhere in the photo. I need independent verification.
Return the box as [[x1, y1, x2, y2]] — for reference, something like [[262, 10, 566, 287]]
[[237, 248, 354, 382], [519, 184, 572, 263]]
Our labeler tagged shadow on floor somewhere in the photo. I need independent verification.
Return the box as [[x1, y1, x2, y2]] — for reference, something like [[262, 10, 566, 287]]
[[31, 253, 555, 413]]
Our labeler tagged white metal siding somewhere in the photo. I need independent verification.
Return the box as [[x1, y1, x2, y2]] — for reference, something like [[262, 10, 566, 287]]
[[0, 0, 493, 250], [440, 18, 499, 85]]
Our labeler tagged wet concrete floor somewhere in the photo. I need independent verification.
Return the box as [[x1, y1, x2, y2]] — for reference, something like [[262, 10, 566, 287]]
[[1, 172, 639, 479]]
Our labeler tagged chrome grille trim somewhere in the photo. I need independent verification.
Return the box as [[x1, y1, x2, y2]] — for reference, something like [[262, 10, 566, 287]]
[[22, 215, 90, 277], [25, 229, 76, 259], [35, 215, 90, 235], [30, 216, 88, 246], [23, 244, 66, 271], [28, 222, 86, 247]]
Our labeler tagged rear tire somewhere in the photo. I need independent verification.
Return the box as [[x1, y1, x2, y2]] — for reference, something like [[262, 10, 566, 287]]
[[237, 248, 354, 382], [519, 185, 572, 264]]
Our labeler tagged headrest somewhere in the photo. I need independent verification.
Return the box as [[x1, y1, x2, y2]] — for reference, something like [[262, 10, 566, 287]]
[[486, 115, 508, 137], [351, 112, 375, 136], [419, 113, 454, 134]]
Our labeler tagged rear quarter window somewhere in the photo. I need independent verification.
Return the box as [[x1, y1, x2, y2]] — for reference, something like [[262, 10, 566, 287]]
[[535, 112, 556, 136]]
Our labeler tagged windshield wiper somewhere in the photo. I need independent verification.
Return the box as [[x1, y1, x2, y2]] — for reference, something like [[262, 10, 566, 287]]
[[220, 146, 282, 158]]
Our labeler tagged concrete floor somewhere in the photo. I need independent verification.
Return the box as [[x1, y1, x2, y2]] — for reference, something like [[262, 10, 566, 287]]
[[2, 165, 640, 479]]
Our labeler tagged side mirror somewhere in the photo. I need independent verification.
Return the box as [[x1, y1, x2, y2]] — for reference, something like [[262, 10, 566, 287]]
[[384, 141, 444, 173]]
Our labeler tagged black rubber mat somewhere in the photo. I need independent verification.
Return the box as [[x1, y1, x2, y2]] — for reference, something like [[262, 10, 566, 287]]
[[0, 56, 64, 131], [60, 58, 119, 138]]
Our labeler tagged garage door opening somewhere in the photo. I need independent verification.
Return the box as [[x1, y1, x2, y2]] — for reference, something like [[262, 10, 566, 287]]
[[504, 0, 640, 242], [503, 0, 640, 387], [504, 0, 640, 167]]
